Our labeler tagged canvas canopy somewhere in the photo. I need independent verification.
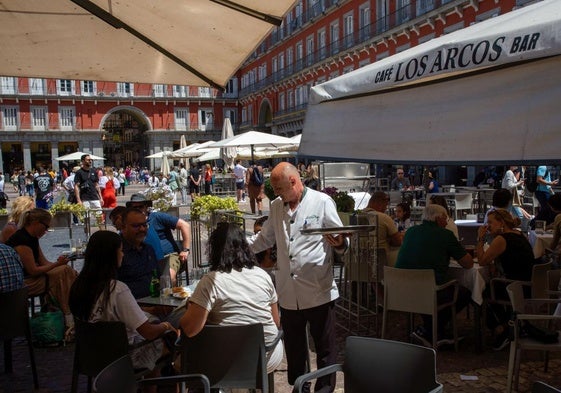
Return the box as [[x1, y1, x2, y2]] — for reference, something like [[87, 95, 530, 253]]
[[0, 0, 296, 89], [299, 0, 561, 165]]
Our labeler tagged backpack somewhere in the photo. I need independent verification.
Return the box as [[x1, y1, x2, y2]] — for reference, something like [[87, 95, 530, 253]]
[[251, 166, 263, 186], [526, 168, 544, 193], [0, 191, 8, 208]]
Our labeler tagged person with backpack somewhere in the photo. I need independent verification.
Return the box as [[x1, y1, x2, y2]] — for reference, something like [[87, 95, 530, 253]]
[[247, 161, 265, 215]]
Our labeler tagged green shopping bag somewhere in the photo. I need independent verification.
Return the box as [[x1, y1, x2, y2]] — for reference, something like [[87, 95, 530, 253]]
[[30, 309, 65, 346]]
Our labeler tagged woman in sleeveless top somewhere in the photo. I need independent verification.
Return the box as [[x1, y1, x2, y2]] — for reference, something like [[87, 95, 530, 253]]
[[477, 209, 535, 350]]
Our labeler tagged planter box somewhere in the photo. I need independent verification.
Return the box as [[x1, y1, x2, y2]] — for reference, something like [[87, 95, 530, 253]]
[[50, 212, 72, 228]]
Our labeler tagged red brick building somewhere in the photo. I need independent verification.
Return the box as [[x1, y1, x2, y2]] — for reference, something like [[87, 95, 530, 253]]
[[0, 0, 537, 173]]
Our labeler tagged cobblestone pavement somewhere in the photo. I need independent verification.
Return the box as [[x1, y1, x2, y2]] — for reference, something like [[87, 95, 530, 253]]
[[2, 184, 561, 392]]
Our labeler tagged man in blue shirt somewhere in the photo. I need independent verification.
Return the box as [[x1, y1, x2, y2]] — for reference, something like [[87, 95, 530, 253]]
[[535, 165, 559, 224], [127, 193, 191, 286], [118, 208, 159, 298]]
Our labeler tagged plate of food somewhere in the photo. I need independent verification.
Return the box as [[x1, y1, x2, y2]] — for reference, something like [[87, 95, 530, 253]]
[[171, 287, 190, 299]]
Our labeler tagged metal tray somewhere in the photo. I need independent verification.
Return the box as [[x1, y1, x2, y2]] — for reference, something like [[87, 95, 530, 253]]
[[300, 225, 376, 235]]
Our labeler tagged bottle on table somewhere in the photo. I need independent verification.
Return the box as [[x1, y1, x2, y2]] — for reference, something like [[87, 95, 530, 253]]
[[149, 269, 160, 297]]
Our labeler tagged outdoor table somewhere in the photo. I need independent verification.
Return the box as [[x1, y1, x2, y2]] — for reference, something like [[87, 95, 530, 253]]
[[449, 260, 490, 352], [528, 230, 554, 258], [137, 294, 187, 309]]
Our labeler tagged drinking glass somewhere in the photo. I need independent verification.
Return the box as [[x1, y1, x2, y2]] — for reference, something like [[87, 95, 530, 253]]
[[160, 275, 172, 297]]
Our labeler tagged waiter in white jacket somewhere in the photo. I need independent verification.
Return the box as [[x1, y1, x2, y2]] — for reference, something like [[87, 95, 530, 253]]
[[249, 162, 347, 393]]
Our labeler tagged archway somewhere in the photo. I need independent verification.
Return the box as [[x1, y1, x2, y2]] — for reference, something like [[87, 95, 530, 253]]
[[101, 107, 151, 168], [258, 99, 273, 132]]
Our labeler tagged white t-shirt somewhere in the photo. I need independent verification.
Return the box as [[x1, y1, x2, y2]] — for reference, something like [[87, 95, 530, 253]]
[[98, 176, 120, 190], [89, 280, 163, 370], [233, 164, 246, 182], [189, 267, 282, 372]]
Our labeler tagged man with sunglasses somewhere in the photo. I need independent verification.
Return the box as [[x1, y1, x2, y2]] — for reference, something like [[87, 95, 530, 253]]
[[390, 168, 412, 191], [118, 207, 159, 299], [73, 154, 103, 210]]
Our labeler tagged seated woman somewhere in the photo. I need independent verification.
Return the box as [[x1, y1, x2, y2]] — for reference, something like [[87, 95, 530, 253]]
[[0, 195, 34, 243], [69, 230, 177, 373], [180, 222, 283, 373], [476, 209, 535, 351], [5, 208, 78, 334]]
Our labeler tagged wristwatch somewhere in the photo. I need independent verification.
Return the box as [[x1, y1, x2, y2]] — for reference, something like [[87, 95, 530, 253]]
[[182, 248, 190, 252]]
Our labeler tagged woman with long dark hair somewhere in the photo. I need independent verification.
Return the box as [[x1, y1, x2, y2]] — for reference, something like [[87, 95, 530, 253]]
[[69, 230, 176, 371], [180, 222, 283, 372]]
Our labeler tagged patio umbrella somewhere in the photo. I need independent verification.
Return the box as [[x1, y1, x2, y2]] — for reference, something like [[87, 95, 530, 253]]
[[55, 151, 105, 161], [278, 134, 301, 152], [179, 135, 187, 169], [209, 131, 294, 163], [161, 153, 170, 177], [171, 141, 216, 158], [145, 151, 172, 159], [0, 0, 294, 88], [220, 118, 237, 170]]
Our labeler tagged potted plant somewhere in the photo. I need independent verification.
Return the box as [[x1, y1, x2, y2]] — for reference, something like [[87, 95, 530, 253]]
[[190, 195, 239, 221], [49, 200, 87, 226], [321, 187, 356, 225]]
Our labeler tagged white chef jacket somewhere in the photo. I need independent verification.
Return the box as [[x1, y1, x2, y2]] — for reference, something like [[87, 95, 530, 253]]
[[249, 188, 344, 310]]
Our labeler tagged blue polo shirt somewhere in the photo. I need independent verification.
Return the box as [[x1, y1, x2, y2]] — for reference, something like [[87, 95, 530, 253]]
[[117, 238, 159, 299]]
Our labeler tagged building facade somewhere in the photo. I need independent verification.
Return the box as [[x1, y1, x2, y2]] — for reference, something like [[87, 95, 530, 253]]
[[0, 0, 539, 174], [237, 0, 538, 138]]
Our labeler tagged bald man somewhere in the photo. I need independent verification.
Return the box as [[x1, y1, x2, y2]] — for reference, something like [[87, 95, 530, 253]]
[[249, 162, 347, 393]]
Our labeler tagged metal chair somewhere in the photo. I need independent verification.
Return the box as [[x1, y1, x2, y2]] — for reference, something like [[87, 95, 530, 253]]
[[93, 354, 210, 393], [292, 336, 443, 393], [382, 267, 460, 351], [0, 287, 39, 389], [533, 381, 561, 393], [506, 282, 561, 393], [71, 318, 172, 393], [176, 324, 282, 393]]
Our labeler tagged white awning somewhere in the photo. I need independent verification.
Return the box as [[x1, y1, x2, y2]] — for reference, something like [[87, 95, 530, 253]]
[[300, 0, 561, 164]]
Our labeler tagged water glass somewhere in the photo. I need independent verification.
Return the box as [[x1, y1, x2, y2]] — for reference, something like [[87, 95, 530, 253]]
[[160, 275, 172, 297]]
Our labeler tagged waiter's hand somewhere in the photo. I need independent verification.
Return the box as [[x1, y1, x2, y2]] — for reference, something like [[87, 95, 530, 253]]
[[324, 234, 346, 249]]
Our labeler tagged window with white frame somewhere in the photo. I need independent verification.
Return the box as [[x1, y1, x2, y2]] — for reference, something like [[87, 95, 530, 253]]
[[280, 52, 286, 77], [417, 0, 434, 15], [175, 108, 188, 130], [279, 92, 286, 112], [224, 109, 236, 125], [344, 12, 354, 48], [81, 80, 96, 96], [330, 21, 340, 54], [2, 106, 18, 130], [153, 84, 166, 97], [397, 0, 410, 23], [306, 35, 314, 66], [241, 108, 247, 123], [296, 42, 303, 67], [1, 77, 17, 94], [288, 90, 294, 108], [173, 85, 187, 98], [29, 78, 46, 95], [59, 106, 75, 130], [376, 0, 389, 33], [225, 78, 237, 96], [247, 105, 253, 123], [198, 87, 211, 98], [318, 29, 327, 59], [57, 79, 74, 96], [295, 86, 303, 107], [359, 3, 371, 40], [117, 82, 134, 97], [259, 63, 267, 81], [272, 57, 278, 75], [31, 106, 48, 130], [198, 109, 213, 130]]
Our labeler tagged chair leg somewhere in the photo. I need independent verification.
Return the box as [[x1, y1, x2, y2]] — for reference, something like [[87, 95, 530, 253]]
[[4, 339, 12, 373], [432, 314, 438, 351], [268, 371, 275, 393], [514, 348, 522, 393], [506, 342, 517, 393], [452, 305, 458, 352], [544, 351, 549, 373], [26, 330, 39, 388]]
